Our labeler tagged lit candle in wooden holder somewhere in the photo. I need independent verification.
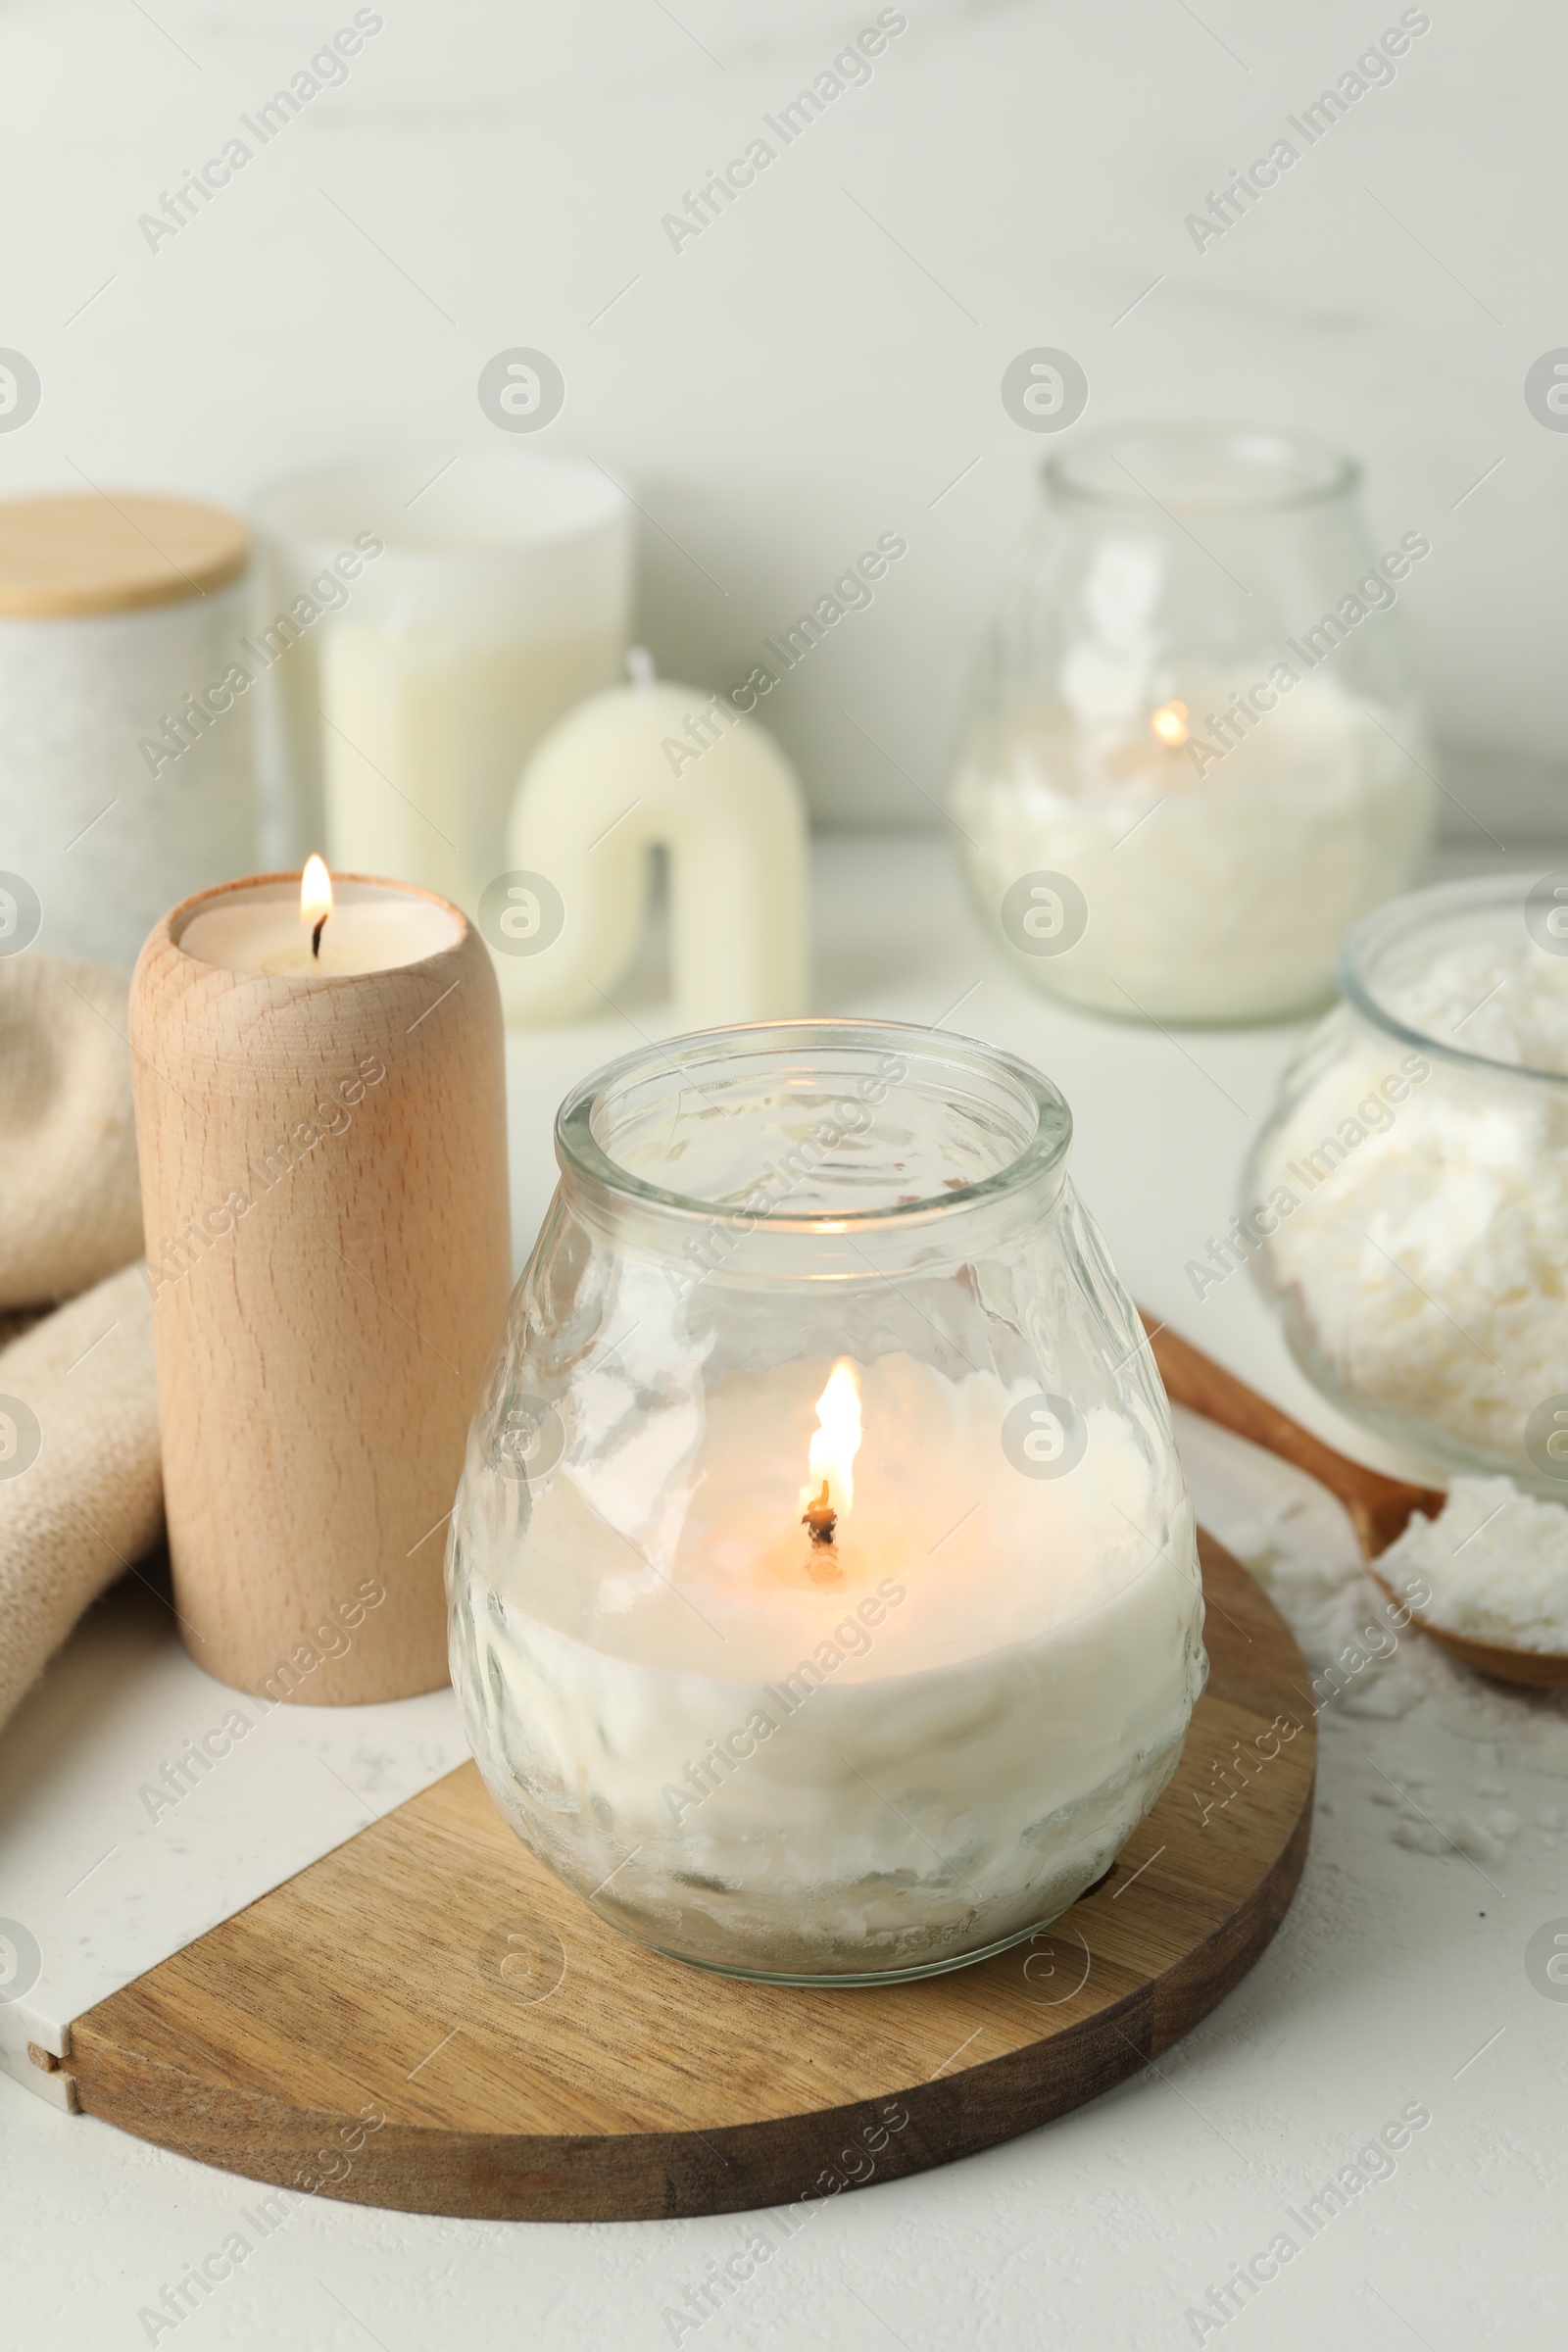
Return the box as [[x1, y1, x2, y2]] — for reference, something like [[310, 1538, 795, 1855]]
[[128, 866, 511, 1703]]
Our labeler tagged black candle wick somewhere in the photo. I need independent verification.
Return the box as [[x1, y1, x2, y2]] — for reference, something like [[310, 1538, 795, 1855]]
[[311, 915, 327, 958], [803, 1478, 837, 1546]]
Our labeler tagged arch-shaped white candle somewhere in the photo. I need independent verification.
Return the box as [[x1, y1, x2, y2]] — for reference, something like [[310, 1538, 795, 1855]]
[[497, 673, 808, 1030]]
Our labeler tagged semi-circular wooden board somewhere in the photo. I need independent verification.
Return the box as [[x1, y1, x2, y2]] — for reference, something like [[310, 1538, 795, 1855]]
[[60, 1533, 1315, 2221]]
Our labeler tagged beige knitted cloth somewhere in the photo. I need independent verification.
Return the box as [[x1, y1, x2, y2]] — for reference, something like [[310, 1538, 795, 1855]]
[[0, 955, 143, 1309], [0, 956, 163, 1735], [0, 1264, 162, 1731]]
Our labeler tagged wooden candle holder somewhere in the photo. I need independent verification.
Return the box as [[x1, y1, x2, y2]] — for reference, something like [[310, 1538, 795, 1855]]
[[129, 877, 511, 1703]]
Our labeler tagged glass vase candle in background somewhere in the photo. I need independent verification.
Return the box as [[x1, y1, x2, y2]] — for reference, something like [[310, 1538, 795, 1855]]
[[448, 1020, 1206, 1984], [950, 426, 1436, 1025]]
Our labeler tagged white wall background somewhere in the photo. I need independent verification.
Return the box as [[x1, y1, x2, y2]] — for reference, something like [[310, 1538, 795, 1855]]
[[1, 0, 1561, 839]]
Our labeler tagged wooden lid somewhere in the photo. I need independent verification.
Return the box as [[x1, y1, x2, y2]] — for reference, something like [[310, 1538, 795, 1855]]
[[0, 491, 249, 616]]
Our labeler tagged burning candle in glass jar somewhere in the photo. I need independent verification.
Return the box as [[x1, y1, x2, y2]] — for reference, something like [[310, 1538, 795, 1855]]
[[447, 1020, 1208, 1982]]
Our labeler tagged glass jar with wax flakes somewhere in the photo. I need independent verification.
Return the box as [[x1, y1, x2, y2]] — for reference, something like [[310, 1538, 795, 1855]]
[[1247, 873, 1568, 1499]]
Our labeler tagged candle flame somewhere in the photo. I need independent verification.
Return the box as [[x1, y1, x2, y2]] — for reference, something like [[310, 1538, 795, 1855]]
[[802, 1357, 862, 1522], [1150, 700, 1189, 748], [301, 855, 333, 930]]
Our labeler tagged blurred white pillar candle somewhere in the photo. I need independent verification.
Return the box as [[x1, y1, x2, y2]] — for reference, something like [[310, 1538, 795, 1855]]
[[489, 662, 808, 1027], [254, 452, 631, 887]]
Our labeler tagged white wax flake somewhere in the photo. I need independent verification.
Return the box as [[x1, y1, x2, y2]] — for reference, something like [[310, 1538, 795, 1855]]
[[1216, 1469, 1568, 1872], [1341, 1677, 1420, 1722], [1379, 1478, 1568, 1651], [1223, 1502, 1428, 1723], [1393, 1813, 1509, 1866], [1387, 939, 1568, 1075]]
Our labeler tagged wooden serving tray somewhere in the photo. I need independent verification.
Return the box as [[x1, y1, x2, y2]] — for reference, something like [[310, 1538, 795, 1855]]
[[59, 1533, 1314, 2221]]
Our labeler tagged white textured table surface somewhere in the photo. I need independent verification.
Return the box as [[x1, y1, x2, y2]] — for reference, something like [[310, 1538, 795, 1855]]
[[5, 836, 1565, 2352]]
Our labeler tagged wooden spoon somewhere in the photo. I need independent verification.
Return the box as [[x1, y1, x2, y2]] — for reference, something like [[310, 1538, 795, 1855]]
[[1141, 1311, 1568, 1691]]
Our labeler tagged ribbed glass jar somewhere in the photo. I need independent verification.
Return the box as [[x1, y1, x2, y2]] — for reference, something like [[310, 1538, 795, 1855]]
[[448, 1019, 1206, 1983]]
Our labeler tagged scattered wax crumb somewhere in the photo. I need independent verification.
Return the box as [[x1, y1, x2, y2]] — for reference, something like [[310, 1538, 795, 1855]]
[[1394, 1812, 1509, 1866]]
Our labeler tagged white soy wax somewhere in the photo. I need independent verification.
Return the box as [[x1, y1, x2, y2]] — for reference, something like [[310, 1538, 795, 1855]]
[[176, 872, 462, 975], [954, 674, 1432, 1024], [453, 1351, 1205, 1981]]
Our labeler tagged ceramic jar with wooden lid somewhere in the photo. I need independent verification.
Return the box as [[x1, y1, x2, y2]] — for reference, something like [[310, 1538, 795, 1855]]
[[0, 492, 255, 971]]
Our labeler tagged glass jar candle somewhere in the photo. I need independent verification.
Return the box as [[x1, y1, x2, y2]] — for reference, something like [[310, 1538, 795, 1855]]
[[950, 425, 1435, 1025], [448, 1020, 1206, 1984], [1242, 874, 1568, 1486]]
